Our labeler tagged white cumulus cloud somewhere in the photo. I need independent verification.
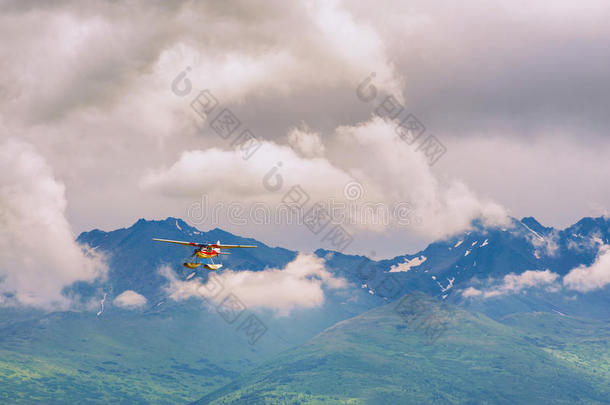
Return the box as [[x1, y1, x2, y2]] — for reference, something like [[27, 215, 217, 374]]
[[114, 290, 148, 309], [564, 245, 610, 292], [142, 117, 509, 241], [461, 286, 482, 298], [0, 138, 106, 309], [461, 269, 560, 299], [161, 253, 346, 316], [287, 125, 326, 159]]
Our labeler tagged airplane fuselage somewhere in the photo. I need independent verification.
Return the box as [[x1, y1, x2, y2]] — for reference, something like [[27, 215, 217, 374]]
[[195, 248, 220, 259], [152, 238, 255, 271]]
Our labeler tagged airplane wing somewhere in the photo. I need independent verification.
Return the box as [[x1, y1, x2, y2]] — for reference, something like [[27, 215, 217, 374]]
[[209, 244, 257, 249], [152, 238, 207, 248]]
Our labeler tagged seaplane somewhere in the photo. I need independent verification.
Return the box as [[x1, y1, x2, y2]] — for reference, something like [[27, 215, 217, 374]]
[[152, 238, 257, 271]]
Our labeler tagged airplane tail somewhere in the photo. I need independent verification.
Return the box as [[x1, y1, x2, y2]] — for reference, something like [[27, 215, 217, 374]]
[[216, 240, 230, 254]]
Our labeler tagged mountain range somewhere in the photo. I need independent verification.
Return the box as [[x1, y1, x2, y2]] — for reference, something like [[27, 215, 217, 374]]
[[1, 216, 608, 404]]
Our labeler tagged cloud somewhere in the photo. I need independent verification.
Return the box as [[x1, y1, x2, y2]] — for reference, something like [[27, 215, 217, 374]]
[[326, 118, 510, 238], [0, 139, 106, 309], [114, 290, 147, 309], [140, 141, 351, 203], [494, 270, 560, 295], [161, 253, 346, 316], [2, 0, 609, 257], [347, 0, 610, 138], [0, 0, 403, 245], [563, 245, 610, 292], [528, 230, 560, 258], [0, 0, 401, 123], [461, 269, 560, 299], [566, 232, 605, 252], [142, 117, 509, 241], [287, 125, 326, 159], [463, 249, 610, 297], [461, 287, 482, 298]]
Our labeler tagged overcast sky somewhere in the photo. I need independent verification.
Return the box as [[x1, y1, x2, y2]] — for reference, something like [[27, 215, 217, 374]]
[[2, 0, 609, 261]]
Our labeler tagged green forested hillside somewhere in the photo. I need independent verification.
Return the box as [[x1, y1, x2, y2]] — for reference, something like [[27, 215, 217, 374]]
[[195, 294, 610, 405]]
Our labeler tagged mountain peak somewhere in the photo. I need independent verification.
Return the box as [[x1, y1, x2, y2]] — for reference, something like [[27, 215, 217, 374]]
[[128, 217, 196, 232], [520, 217, 553, 234], [571, 216, 610, 232]]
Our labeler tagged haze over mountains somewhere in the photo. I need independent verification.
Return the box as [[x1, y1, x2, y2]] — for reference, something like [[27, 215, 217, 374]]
[[75, 215, 610, 321], [3, 1, 609, 404], [1, 216, 608, 404], [194, 298, 610, 405]]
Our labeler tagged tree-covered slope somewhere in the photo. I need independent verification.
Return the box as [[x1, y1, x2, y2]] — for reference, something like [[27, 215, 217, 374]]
[[194, 294, 610, 405]]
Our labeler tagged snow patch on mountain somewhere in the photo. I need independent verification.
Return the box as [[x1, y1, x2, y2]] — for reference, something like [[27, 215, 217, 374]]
[[567, 232, 605, 252], [437, 277, 455, 293], [96, 293, 107, 316], [389, 256, 427, 273], [521, 222, 544, 240]]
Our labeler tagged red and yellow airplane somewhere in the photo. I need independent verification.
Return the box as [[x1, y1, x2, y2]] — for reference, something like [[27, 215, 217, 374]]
[[152, 238, 257, 270]]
